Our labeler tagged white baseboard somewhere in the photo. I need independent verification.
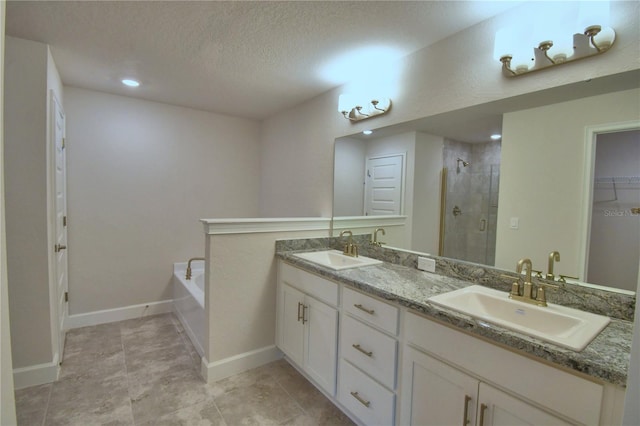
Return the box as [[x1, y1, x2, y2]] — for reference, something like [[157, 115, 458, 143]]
[[66, 299, 173, 329], [13, 357, 60, 390], [201, 345, 282, 383]]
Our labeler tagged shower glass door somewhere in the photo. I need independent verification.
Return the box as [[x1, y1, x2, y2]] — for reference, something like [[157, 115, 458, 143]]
[[441, 163, 500, 265]]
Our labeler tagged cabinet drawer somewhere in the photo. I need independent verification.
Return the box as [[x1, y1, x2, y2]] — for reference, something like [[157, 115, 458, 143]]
[[280, 262, 338, 306], [343, 287, 398, 335], [338, 359, 395, 426], [341, 315, 397, 389]]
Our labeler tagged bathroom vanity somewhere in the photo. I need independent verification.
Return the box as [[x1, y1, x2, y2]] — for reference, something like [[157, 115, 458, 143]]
[[275, 239, 633, 426]]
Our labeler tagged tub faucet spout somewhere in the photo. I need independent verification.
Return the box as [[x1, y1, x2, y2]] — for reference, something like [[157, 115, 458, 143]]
[[186, 257, 205, 280]]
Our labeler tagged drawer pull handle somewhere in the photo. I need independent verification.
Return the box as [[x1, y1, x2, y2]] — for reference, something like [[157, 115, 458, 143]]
[[297, 302, 303, 322], [301, 304, 308, 324], [354, 304, 375, 315], [350, 391, 370, 407], [463, 395, 472, 426], [352, 344, 373, 357], [479, 403, 488, 426]]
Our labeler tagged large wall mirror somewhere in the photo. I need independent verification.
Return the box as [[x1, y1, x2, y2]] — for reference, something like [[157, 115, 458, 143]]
[[332, 70, 640, 294]]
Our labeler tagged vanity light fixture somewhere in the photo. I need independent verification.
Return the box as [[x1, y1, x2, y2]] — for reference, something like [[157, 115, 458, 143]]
[[121, 79, 140, 87], [494, 2, 616, 77], [338, 94, 391, 122]]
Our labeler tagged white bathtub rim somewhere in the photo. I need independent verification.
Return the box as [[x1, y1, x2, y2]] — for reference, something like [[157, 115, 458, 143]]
[[173, 266, 204, 309], [173, 303, 205, 357]]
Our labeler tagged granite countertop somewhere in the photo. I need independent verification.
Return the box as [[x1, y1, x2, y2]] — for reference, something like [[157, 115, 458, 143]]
[[277, 250, 633, 387]]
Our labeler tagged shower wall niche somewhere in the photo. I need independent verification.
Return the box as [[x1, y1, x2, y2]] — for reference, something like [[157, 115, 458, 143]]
[[443, 139, 501, 265]]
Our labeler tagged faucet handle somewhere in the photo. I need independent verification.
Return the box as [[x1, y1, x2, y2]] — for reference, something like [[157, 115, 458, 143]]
[[532, 269, 543, 279], [558, 274, 579, 283], [535, 282, 560, 306]]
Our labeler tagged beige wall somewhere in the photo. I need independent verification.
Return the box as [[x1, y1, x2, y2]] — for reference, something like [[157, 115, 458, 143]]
[[4, 37, 61, 368], [412, 132, 444, 255], [333, 137, 366, 217], [0, 4, 18, 423], [65, 87, 262, 314], [258, 1, 640, 218], [496, 89, 640, 277]]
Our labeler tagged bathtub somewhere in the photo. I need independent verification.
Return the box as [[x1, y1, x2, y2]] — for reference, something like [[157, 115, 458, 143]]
[[173, 260, 205, 357]]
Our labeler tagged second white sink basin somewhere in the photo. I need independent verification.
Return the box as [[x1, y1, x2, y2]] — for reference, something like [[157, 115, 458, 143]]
[[293, 250, 382, 270], [428, 285, 610, 351]]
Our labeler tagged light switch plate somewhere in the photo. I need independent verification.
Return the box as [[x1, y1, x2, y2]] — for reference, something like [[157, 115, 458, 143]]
[[510, 217, 519, 229], [418, 256, 436, 272]]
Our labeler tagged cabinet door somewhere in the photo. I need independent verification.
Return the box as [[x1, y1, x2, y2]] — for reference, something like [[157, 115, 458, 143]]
[[401, 346, 479, 426], [280, 283, 305, 366], [304, 295, 338, 396], [477, 383, 572, 426]]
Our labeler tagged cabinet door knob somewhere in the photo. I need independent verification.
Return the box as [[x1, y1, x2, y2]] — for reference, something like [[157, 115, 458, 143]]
[[55, 244, 67, 252]]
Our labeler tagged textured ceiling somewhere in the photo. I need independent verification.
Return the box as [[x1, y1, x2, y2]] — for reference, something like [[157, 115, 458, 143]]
[[5, 1, 520, 120]]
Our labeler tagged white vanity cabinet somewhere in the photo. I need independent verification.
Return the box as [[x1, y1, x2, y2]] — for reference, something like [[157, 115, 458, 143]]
[[402, 346, 571, 425], [338, 287, 399, 426], [401, 312, 610, 426], [276, 260, 626, 426], [277, 262, 339, 396]]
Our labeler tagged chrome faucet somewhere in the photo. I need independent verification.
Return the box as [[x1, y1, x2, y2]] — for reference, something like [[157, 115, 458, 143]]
[[372, 228, 386, 246], [186, 257, 205, 280], [546, 251, 560, 280], [509, 258, 558, 307], [339, 230, 358, 257]]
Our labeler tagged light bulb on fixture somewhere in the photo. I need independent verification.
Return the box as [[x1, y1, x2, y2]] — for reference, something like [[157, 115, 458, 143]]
[[590, 26, 616, 51], [362, 130, 373, 135]]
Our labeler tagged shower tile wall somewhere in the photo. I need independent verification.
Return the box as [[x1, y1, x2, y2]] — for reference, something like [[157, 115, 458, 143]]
[[443, 139, 500, 265]]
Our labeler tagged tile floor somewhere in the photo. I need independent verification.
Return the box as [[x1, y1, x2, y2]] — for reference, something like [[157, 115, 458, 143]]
[[14, 313, 354, 426]]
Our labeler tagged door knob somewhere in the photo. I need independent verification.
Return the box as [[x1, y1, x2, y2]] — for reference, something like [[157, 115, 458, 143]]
[[55, 244, 67, 252]]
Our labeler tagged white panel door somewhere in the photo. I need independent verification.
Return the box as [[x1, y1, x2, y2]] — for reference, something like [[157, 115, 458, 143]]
[[402, 346, 479, 426], [280, 284, 305, 366], [304, 295, 338, 396], [478, 383, 571, 426], [364, 154, 405, 215], [52, 92, 68, 364]]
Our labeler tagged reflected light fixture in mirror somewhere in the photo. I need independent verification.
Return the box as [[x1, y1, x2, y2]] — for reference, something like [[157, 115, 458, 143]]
[[339, 94, 392, 122], [494, 1, 616, 77]]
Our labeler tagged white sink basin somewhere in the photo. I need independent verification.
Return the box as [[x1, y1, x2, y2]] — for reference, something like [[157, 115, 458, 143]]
[[293, 250, 382, 271], [428, 285, 610, 351]]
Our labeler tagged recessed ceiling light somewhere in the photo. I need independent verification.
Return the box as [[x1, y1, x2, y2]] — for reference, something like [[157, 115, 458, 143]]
[[490, 134, 502, 140], [363, 130, 373, 135], [121, 79, 140, 87]]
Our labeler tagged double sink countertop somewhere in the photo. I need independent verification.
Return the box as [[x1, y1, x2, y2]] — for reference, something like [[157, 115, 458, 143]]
[[276, 247, 633, 387]]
